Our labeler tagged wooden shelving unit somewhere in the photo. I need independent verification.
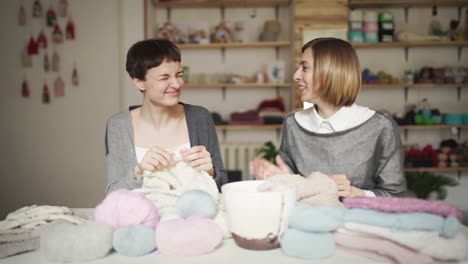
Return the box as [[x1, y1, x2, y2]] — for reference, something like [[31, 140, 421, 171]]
[[349, 0, 468, 8], [362, 83, 468, 89], [353, 41, 468, 49], [151, 0, 289, 8], [185, 83, 291, 89], [404, 167, 468, 173], [176, 41, 290, 49]]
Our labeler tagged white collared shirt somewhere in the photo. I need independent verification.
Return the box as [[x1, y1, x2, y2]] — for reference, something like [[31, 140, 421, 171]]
[[295, 103, 376, 197]]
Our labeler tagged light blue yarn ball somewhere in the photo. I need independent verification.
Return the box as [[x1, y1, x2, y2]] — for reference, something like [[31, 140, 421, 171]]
[[176, 190, 217, 219], [442, 216, 460, 238], [288, 205, 345, 232], [113, 225, 156, 257], [281, 229, 335, 259]]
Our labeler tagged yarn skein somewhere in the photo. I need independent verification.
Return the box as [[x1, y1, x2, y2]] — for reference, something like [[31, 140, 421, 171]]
[[176, 190, 218, 219], [113, 225, 157, 257], [94, 189, 159, 230], [40, 222, 113, 263]]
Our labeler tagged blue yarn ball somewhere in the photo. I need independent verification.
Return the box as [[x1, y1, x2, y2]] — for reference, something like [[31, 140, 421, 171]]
[[113, 225, 156, 257], [288, 205, 344, 232], [281, 229, 335, 259], [442, 216, 460, 238], [176, 190, 217, 219]]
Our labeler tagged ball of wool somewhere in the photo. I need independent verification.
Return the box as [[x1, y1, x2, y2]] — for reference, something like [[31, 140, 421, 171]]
[[442, 216, 460, 238], [113, 225, 156, 257], [176, 190, 217, 219], [281, 229, 335, 259], [94, 189, 159, 230], [156, 216, 223, 257], [288, 205, 344, 232], [40, 222, 113, 262]]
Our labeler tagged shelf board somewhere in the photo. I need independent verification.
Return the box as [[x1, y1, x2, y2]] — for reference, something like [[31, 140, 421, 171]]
[[176, 41, 290, 49], [349, 0, 468, 8], [185, 83, 291, 88], [362, 83, 468, 89], [353, 41, 468, 49], [152, 0, 289, 8], [399, 125, 468, 129], [404, 167, 468, 173], [216, 124, 282, 130]]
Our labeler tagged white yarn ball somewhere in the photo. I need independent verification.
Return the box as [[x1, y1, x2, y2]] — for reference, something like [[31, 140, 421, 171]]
[[40, 222, 113, 262]]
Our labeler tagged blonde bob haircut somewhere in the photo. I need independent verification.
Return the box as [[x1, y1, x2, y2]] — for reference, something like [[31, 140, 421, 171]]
[[302, 37, 361, 107]]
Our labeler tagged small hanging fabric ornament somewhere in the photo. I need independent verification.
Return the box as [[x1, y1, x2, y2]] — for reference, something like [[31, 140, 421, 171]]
[[18, 4, 26, 26], [58, 0, 68, 17], [22, 79, 30, 98], [66, 18, 75, 40], [21, 42, 32, 68], [46, 7, 57, 27], [52, 24, 64, 44], [27, 36, 38, 55], [54, 76, 65, 97], [72, 64, 79, 86], [37, 30, 47, 49], [42, 82, 50, 104], [32, 0, 42, 18], [44, 53, 50, 72], [52, 51, 60, 72]]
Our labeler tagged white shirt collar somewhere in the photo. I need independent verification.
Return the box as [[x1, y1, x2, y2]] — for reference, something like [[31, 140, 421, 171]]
[[295, 104, 375, 133]]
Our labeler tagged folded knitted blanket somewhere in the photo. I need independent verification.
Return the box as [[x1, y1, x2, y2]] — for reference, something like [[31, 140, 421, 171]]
[[257, 172, 342, 207], [343, 197, 463, 220], [334, 229, 437, 264], [344, 222, 468, 261], [0, 238, 39, 259], [0, 205, 86, 231], [344, 208, 459, 238], [132, 161, 230, 238]]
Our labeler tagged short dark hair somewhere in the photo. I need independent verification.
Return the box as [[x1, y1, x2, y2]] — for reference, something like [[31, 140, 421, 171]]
[[126, 38, 181, 81]]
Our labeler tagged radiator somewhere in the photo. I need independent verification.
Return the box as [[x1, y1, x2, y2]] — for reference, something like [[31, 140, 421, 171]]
[[220, 142, 265, 181]]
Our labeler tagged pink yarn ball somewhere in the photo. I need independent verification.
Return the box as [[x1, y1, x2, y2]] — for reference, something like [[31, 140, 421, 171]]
[[156, 216, 223, 257], [94, 189, 159, 230]]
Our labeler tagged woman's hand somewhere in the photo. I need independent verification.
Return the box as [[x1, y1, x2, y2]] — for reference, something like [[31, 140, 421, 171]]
[[329, 174, 365, 199], [134, 146, 175, 180], [181, 146, 214, 176], [250, 154, 289, 180]]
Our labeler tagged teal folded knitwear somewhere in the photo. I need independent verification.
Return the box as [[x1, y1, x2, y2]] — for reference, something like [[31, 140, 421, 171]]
[[288, 205, 344, 232], [344, 208, 459, 238]]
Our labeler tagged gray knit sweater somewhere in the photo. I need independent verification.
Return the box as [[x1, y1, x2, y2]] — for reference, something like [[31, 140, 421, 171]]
[[279, 111, 406, 197], [105, 103, 227, 192]]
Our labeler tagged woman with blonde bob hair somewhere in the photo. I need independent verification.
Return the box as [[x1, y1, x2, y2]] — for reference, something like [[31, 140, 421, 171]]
[[251, 37, 406, 198]]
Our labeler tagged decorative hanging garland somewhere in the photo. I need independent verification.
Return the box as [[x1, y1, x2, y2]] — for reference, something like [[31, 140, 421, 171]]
[[27, 36, 38, 55], [58, 0, 68, 17], [18, 4, 26, 26], [52, 51, 60, 72], [52, 24, 64, 44], [32, 0, 42, 18], [22, 79, 30, 98], [37, 30, 47, 49], [46, 6, 57, 27], [42, 82, 50, 104], [72, 64, 79, 86], [54, 76, 65, 97], [66, 18, 75, 40]]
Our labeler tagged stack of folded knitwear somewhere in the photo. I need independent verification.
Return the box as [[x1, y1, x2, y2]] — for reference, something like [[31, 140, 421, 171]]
[[335, 197, 468, 264], [0, 205, 86, 259], [229, 97, 287, 125]]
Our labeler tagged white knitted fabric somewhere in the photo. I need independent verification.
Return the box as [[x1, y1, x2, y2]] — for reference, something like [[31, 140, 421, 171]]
[[0, 205, 86, 231], [132, 161, 230, 238], [258, 172, 342, 207], [344, 222, 468, 261]]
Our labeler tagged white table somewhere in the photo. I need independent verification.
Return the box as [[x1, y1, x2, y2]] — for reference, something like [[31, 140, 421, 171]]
[[1, 209, 467, 264]]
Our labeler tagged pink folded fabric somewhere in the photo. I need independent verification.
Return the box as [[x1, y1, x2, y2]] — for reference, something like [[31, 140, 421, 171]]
[[333, 229, 436, 264], [156, 216, 223, 257], [343, 197, 462, 220]]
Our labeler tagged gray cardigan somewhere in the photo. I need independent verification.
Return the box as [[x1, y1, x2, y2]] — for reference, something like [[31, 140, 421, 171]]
[[105, 103, 227, 193], [279, 111, 406, 197]]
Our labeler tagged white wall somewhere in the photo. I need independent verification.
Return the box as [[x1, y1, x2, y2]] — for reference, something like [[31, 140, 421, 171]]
[[0, 0, 127, 217]]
